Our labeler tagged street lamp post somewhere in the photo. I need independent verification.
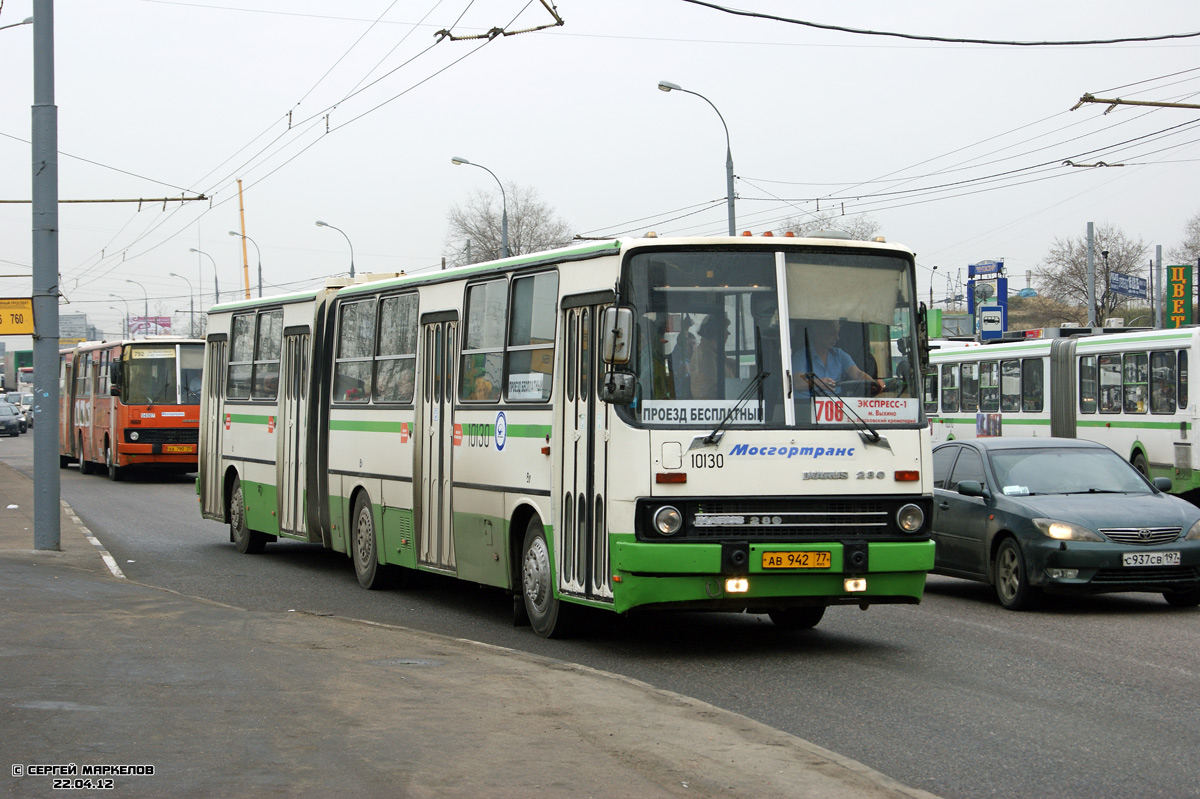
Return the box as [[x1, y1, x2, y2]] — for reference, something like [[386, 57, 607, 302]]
[[228, 231, 263, 297], [109, 306, 127, 338], [931, 266, 938, 308], [126, 279, 149, 336], [450, 156, 509, 259], [109, 294, 130, 337], [169, 272, 195, 336], [315, 221, 355, 278], [189, 247, 219, 305], [657, 80, 736, 237]]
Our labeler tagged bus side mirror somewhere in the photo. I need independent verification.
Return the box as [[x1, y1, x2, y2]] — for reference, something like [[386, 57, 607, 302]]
[[109, 361, 123, 396], [916, 301, 930, 374], [601, 307, 633, 365], [598, 372, 636, 404]]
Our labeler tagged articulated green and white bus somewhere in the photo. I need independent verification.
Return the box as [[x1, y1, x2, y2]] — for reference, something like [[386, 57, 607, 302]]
[[926, 326, 1200, 501], [198, 234, 936, 637]]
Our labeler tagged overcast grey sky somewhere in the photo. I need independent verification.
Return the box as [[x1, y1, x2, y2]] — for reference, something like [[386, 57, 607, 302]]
[[2, 0, 1198, 336]]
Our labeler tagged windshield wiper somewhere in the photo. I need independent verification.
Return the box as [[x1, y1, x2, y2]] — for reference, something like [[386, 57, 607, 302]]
[[1060, 488, 1128, 495], [692, 369, 769, 450]]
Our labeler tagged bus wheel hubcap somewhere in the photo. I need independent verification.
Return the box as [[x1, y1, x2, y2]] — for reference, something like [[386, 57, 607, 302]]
[[524, 536, 550, 611]]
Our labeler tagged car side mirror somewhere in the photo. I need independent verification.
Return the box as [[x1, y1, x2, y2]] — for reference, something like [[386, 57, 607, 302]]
[[1153, 476, 1173, 492], [957, 480, 990, 499]]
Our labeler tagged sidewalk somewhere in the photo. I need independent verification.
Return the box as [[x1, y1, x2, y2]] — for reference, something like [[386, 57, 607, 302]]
[[0, 460, 940, 799]]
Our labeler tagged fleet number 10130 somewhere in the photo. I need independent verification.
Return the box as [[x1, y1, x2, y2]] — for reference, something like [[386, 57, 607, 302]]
[[691, 453, 724, 469]]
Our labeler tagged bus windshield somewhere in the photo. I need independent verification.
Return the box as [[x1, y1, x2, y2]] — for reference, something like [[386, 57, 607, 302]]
[[122, 343, 204, 406], [622, 247, 921, 429]]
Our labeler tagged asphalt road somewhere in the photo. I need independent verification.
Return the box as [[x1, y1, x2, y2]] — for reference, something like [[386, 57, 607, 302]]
[[8, 430, 1199, 799]]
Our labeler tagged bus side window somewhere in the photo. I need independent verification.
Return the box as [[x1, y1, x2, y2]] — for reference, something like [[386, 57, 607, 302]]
[[1098, 354, 1122, 413], [1123, 352, 1148, 414], [1000, 360, 1021, 412], [459, 280, 506, 403], [960, 363, 979, 412], [1078, 355, 1097, 414], [1022, 359, 1044, 412], [1179, 349, 1189, 409], [940, 364, 959, 413], [923, 371, 939, 414], [1150, 351, 1176, 414]]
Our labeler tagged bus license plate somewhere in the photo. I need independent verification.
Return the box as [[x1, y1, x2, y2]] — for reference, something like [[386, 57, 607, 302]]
[[762, 551, 831, 569], [162, 444, 194, 454], [1122, 551, 1180, 567]]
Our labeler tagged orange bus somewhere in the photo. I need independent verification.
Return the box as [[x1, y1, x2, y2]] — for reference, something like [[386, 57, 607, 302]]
[[59, 338, 204, 480]]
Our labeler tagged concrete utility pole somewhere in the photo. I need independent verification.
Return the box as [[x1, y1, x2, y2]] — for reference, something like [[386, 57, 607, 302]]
[[31, 0, 59, 550], [1086, 222, 1096, 327]]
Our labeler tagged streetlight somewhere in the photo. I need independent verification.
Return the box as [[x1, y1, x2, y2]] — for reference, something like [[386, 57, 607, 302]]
[[0, 16, 32, 31], [109, 305, 127, 338], [189, 247, 219, 305], [228, 231, 263, 297], [931, 266, 938, 308], [450, 156, 509, 259], [315, 220, 355, 278], [126, 279, 150, 336], [658, 79, 736, 237], [169, 272, 195, 336]]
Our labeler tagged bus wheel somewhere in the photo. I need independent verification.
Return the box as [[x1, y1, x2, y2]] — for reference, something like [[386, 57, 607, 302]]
[[230, 477, 266, 554], [1164, 588, 1200, 608], [994, 538, 1041, 610], [521, 517, 574, 638], [1133, 453, 1150, 478], [768, 606, 826, 630], [78, 436, 93, 475], [105, 442, 123, 482], [351, 492, 392, 590]]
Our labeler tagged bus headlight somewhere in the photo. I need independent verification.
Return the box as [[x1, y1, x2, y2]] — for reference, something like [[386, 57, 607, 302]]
[[896, 503, 924, 533], [129, 431, 140, 441], [653, 506, 683, 536]]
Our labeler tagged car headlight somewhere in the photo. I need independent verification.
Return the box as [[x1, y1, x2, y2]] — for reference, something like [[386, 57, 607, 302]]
[[1034, 518, 1103, 542], [653, 505, 683, 536], [1185, 519, 1200, 541]]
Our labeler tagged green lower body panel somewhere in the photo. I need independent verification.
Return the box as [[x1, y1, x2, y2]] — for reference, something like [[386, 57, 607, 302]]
[[608, 539, 935, 614]]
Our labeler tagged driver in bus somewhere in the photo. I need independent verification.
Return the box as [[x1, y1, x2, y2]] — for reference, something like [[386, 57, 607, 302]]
[[792, 318, 883, 396]]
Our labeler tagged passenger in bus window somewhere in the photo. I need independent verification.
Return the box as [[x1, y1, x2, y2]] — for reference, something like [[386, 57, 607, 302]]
[[690, 312, 734, 399], [792, 319, 883, 396]]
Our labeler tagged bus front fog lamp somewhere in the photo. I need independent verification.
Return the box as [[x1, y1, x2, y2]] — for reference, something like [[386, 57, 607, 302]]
[[653, 506, 683, 536], [896, 504, 924, 532]]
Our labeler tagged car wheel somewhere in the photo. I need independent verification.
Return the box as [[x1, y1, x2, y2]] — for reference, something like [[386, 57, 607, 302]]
[[767, 606, 826, 630], [522, 517, 575, 638], [993, 537, 1042, 610], [1163, 588, 1200, 608], [351, 492, 394, 590], [230, 477, 266, 554]]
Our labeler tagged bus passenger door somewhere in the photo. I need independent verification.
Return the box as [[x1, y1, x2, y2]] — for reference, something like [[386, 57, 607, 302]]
[[199, 339, 227, 519], [558, 305, 613, 603], [277, 330, 310, 538], [418, 319, 457, 572]]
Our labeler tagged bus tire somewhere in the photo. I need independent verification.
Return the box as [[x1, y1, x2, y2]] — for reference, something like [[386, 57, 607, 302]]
[[1163, 588, 1200, 608], [230, 477, 266, 554], [993, 537, 1041, 611], [768, 606, 826, 630], [1132, 453, 1149, 479], [351, 492, 392, 590], [78, 435, 94, 475], [521, 517, 575, 638], [105, 441, 123, 482]]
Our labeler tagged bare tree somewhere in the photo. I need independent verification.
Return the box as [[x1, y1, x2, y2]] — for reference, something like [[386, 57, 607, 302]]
[[780, 211, 881, 241], [1168, 210, 1200, 265], [444, 183, 573, 266], [1031, 223, 1149, 324]]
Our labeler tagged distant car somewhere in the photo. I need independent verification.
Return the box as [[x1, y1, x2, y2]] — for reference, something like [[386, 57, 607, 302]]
[[0, 403, 24, 436], [16, 392, 34, 427], [932, 437, 1200, 610]]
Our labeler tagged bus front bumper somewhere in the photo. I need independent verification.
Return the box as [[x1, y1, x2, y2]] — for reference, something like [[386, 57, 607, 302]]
[[609, 539, 935, 614]]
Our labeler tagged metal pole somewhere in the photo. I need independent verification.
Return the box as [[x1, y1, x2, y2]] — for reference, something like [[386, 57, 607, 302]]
[[31, 0, 59, 549], [658, 81, 736, 236], [1086, 222, 1096, 327], [450, 158, 509, 258]]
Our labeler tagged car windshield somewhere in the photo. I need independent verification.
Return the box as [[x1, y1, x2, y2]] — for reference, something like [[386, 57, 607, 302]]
[[988, 447, 1152, 496], [0, 405, 16, 416]]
